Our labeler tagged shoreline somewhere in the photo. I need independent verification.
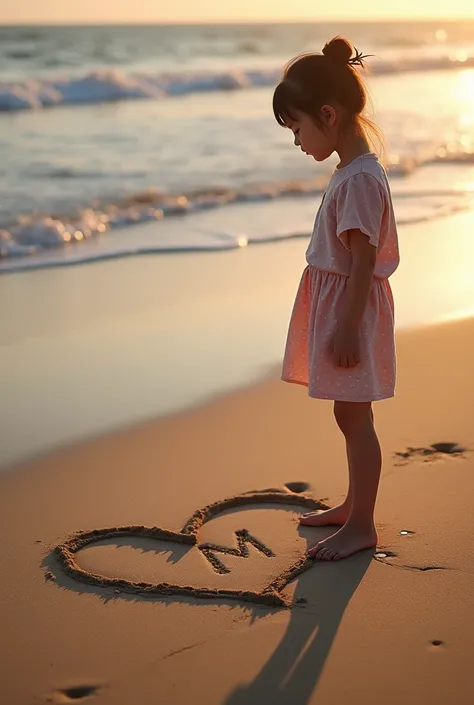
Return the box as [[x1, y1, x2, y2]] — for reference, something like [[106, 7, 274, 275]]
[[2, 207, 474, 469]]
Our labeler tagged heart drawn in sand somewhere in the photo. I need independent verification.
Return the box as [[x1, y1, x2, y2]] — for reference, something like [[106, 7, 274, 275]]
[[54, 488, 328, 609]]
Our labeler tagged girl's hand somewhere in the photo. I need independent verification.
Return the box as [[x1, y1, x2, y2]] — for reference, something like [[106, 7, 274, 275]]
[[332, 325, 360, 367]]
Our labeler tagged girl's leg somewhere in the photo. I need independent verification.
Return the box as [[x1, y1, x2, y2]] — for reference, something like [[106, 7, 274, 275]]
[[307, 401, 380, 560], [298, 440, 353, 526], [299, 407, 375, 527]]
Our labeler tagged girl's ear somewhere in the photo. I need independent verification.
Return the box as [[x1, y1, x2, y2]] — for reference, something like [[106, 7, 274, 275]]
[[320, 104, 337, 128]]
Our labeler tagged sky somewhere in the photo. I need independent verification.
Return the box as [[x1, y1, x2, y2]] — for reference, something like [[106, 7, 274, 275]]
[[2, 0, 474, 24]]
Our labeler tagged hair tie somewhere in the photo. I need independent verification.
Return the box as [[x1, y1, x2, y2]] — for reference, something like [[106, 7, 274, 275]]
[[348, 48, 374, 67]]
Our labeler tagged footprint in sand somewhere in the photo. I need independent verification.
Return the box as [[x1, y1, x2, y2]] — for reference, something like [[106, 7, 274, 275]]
[[395, 442, 467, 465], [53, 685, 99, 702], [284, 481, 311, 493]]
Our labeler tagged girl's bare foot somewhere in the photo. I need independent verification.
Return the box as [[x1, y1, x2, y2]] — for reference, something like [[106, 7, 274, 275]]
[[299, 502, 350, 527], [307, 521, 378, 560]]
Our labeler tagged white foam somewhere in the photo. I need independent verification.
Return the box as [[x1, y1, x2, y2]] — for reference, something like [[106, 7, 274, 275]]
[[1, 177, 473, 273], [0, 70, 165, 111], [2, 52, 474, 111]]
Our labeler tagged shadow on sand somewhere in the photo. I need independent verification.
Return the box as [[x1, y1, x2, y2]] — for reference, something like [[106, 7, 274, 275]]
[[223, 542, 373, 705]]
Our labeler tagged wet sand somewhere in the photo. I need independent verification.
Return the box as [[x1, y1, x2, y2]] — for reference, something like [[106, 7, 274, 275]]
[[2, 207, 474, 469]]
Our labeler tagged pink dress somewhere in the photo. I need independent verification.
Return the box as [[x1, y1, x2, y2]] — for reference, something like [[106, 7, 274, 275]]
[[282, 153, 400, 403]]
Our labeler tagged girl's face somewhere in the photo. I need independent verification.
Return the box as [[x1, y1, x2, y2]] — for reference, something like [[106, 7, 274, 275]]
[[286, 106, 338, 162]]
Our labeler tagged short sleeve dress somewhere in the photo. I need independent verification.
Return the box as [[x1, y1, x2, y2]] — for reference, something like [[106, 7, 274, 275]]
[[282, 153, 400, 402]]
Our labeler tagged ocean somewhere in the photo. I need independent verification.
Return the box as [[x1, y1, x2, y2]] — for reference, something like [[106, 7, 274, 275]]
[[2, 20, 474, 272]]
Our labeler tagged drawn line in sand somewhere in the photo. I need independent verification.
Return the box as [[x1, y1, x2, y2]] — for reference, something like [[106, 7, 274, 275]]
[[199, 529, 275, 574], [53, 488, 329, 609], [375, 552, 448, 573]]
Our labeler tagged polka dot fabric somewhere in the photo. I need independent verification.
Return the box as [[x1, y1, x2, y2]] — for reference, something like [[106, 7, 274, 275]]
[[281, 265, 396, 402]]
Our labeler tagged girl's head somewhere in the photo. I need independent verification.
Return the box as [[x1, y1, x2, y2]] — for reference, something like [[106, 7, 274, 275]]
[[273, 36, 382, 162]]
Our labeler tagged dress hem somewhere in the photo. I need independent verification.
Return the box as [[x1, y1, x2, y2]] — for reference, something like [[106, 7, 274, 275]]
[[281, 376, 395, 402]]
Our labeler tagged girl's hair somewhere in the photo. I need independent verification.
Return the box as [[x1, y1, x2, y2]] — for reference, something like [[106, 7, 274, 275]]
[[273, 36, 384, 158]]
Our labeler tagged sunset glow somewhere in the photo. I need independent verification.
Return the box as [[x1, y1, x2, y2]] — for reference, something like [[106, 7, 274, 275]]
[[2, 0, 474, 24]]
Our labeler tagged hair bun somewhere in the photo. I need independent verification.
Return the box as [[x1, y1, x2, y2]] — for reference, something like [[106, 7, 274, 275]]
[[322, 37, 355, 66]]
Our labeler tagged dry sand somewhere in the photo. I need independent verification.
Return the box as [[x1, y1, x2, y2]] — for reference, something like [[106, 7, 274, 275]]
[[1, 315, 474, 704]]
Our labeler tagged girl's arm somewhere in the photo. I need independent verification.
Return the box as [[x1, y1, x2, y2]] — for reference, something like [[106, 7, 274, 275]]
[[341, 229, 376, 328], [333, 229, 376, 367]]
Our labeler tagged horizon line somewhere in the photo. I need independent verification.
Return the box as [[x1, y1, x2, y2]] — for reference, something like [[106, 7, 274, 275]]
[[1, 16, 474, 27]]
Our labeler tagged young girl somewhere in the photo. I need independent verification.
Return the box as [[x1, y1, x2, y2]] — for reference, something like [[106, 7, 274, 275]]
[[273, 36, 399, 561]]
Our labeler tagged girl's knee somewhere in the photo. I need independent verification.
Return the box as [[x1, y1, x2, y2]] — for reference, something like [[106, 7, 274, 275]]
[[333, 401, 372, 436]]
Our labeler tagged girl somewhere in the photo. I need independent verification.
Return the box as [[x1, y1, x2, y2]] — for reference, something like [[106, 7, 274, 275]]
[[273, 36, 399, 561]]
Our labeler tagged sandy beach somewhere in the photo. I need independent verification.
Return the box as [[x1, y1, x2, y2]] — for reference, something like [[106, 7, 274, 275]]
[[1, 307, 473, 704]]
